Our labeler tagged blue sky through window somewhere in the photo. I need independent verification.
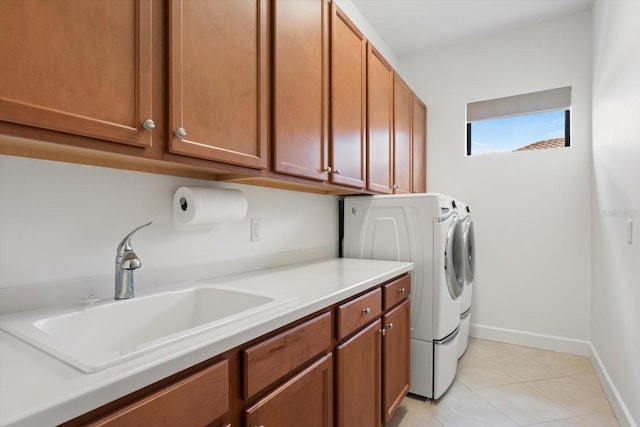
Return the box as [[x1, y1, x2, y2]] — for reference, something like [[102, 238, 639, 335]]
[[469, 110, 565, 154]]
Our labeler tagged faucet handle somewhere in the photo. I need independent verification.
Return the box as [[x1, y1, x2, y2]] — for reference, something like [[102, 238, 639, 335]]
[[120, 251, 142, 270], [116, 221, 152, 256]]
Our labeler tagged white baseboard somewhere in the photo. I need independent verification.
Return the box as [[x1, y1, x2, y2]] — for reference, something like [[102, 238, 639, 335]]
[[589, 343, 638, 427], [469, 323, 590, 356]]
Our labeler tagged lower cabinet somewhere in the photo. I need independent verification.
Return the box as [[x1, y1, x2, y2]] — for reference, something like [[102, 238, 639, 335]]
[[62, 273, 410, 427], [78, 359, 229, 427], [244, 353, 333, 427], [382, 299, 411, 424], [336, 320, 382, 427], [336, 275, 411, 427]]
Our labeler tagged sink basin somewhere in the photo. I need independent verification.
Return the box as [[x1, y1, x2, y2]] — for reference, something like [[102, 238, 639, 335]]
[[0, 285, 296, 373]]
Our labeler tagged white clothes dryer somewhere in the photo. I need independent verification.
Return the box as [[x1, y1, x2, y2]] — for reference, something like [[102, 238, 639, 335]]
[[453, 200, 475, 358], [342, 193, 464, 399]]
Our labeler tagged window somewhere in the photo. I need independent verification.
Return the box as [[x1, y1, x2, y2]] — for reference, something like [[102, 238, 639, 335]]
[[466, 87, 571, 155]]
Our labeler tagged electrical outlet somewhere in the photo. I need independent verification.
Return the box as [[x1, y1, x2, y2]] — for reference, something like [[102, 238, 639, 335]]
[[251, 218, 261, 242]]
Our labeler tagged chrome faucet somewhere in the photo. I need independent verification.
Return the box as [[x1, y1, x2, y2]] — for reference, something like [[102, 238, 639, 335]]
[[115, 222, 152, 300]]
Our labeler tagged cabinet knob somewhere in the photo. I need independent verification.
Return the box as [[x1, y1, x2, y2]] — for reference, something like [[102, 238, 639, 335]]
[[380, 328, 386, 336], [334, 169, 341, 175], [362, 307, 371, 315], [398, 288, 406, 294], [175, 127, 187, 138], [393, 184, 400, 190], [142, 119, 155, 131], [387, 322, 394, 330], [323, 166, 332, 173]]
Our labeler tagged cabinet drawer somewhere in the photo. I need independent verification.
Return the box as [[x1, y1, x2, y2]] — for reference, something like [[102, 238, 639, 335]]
[[89, 359, 228, 427], [383, 274, 411, 310], [244, 353, 333, 427], [243, 311, 332, 399], [336, 288, 382, 340]]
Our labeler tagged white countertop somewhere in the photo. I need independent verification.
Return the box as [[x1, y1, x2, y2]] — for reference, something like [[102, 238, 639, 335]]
[[0, 258, 413, 427]]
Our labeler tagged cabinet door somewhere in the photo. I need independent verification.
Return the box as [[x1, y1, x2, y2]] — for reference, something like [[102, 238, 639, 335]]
[[330, 4, 366, 189], [412, 95, 427, 193], [336, 320, 381, 427], [245, 354, 333, 427], [367, 46, 394, 194], [393, 74, 412, 194], [382, 299, 411, 424], [169, 0, 268, 169], [0, 0, 153, 148], [273, 0, 329, 181]]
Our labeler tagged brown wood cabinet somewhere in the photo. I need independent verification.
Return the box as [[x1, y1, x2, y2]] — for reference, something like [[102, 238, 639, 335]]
[[82, 360, 228, 427], [168, 0, 268, 169], [330, 4, 367, 189], [336, 320, 382, 427], [272, 0, 330, 181], [0, 0, 154, 148], [245, 353, 333, 427], [243, 311, 332, 399], [393, 74, 413, 194], [382, 299, 411, 424], [335, 275, 411, 427], [412, 95, 427, 193], [367, 45, 394, 194], [0, 0, 427, 196]]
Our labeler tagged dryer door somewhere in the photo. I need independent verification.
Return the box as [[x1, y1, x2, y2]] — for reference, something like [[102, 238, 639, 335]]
[[463, 218, 475, 286], [445, 216, 464, 299]]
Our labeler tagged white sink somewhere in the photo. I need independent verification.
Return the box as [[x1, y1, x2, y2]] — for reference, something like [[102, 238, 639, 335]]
[[0, 285, 296, 373]]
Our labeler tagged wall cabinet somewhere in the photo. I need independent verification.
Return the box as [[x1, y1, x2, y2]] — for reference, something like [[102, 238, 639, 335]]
[[412, 95, 427, 193], [0, 0, 426, 196], [0, 0, 154, 148], [168, 0, 268, 169], [367, 45, 395, 194], [330, 4, 367, 189], [272, 0, 330, 181], [393, 74, 413, 194]]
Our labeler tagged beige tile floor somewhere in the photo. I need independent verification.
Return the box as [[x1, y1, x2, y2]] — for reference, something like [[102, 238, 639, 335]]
[[387, 338, 619, 427]]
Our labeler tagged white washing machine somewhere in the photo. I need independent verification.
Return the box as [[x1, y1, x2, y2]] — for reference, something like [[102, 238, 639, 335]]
[[453, 200, 475, 358], [342, 193, 464, 399]]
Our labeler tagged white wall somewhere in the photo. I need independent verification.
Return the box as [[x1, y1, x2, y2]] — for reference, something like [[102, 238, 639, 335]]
[[0, 153, 338, 309], [399, 11, 593, 352], [591, 1, 640, 425]]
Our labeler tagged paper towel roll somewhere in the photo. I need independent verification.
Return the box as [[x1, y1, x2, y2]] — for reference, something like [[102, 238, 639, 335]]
[[173, 187, 248, 225]]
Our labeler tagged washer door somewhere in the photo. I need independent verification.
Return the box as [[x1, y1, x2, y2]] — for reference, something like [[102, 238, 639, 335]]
[[445, 215, 464, 299], [463, 218, 475, 286]]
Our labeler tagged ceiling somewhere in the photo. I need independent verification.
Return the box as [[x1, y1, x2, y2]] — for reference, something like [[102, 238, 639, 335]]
[[350, 0, 595, 57]]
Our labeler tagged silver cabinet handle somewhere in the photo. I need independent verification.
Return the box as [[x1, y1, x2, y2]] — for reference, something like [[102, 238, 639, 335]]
[[380, 328, 386, 336], [142, 119, 155, 131], [398, 288, 406, 294], [393, 184, 400, 190], [362, 307, 371, 315], [334, 169, 341, 175], [323, 166, 332, 173], [387, 322, 394, 330], [175, 127, 187, 138]]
